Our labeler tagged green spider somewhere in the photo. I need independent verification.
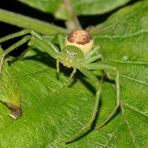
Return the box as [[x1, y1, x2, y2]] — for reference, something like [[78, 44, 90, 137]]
[[0, 30, 120, 143]]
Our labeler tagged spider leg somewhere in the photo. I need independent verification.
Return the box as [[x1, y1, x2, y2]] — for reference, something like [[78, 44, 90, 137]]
[[57, 34, 64, 49], [65, 70, 104, 143], [3, 35, 31, 56], [56, 60, 60, 74], [95, 69, 120, 129], [0, 29, 60, 59], [0, 48, 5, 76], [0, 29, 30, 43], [0, 34, 31, 75], [69, 68, 77, 80], [95, 59, 148, 129], [0, 30, 36, 63], [29, 32, 59, 59], [60, 68, 77, 87], [52, 68, 77, 95], [85, 46, 102, 60], [31, 31, 60, 54], [0, 29, 32, 61], [85, 63, 120, 130]]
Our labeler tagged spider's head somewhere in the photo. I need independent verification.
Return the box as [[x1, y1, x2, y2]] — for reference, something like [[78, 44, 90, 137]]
[[59, 45, 84, 68]]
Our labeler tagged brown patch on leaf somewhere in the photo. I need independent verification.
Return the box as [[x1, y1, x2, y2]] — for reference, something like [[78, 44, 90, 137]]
[[6, 103, 22, 119]]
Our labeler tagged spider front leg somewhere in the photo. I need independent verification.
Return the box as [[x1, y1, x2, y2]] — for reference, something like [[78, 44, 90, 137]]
[[0, 29, 55, 59], [0, 30, 33, 60]]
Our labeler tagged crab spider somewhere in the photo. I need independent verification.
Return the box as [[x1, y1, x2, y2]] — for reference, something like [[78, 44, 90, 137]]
[[0, 30, 120, 143]]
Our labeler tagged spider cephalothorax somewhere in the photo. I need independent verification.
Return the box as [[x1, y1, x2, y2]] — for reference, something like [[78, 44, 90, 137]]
[[57, 45, 84, 68]]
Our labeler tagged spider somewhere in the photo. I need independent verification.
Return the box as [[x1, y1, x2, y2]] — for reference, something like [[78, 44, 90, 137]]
[[0, 30, 120, 143]]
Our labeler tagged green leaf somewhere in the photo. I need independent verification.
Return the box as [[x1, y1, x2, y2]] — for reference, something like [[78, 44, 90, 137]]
[[72, 0, 130, 15], [0, 1, 148, 148], [17, 0, 130, 19], [18, 0, 63, 14]]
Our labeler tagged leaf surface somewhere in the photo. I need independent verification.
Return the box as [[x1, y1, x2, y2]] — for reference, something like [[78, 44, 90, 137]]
[[17, 0, 130, 19], [0, 1, 148, 147]]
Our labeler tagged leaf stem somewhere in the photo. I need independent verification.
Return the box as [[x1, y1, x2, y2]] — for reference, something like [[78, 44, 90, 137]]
[[64, 0, 82, 30], [0, 8, 67, 35]]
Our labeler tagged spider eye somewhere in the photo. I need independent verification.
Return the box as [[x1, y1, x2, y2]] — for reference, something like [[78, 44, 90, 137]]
[[65, 50, 77, 57]]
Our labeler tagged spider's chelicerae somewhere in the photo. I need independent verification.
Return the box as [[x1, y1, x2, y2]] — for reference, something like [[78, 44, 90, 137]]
[[0, 30, 120, 143]]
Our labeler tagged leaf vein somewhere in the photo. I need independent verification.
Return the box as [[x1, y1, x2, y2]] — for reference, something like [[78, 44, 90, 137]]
[[95, 29, 148, 39], [124, 103, 148, 118], [121, 102, 137, 148], [120, 74, 148, 86], [104, 122, 123, 147]]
